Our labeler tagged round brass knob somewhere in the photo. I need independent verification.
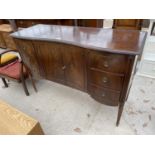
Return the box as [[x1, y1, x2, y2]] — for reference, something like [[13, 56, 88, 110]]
[[102, 77, 108, 83], [62, 66, 66, 70], [23, 46, 26, 50], [103, 61, 109, 68], [102, 93, 105, 97]]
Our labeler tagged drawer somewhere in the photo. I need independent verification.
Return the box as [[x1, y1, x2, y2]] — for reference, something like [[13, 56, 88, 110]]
[[88, 51, 127, 74], [88, 84, 120, 106], [139, 60, 155, 77], [89, 69, 124, 91]]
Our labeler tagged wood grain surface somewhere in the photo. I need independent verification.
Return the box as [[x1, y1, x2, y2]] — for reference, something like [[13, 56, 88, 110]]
[[0, 100, 44, 135]]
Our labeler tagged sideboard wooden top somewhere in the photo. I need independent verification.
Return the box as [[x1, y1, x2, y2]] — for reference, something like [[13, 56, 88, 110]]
[[11, 24, 147, 55]]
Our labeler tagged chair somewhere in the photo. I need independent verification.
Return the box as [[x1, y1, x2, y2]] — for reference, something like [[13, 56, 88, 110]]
[[0, 50, 37, 96]]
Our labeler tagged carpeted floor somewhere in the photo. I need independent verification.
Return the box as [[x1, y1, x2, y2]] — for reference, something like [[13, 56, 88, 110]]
[[124, 75, 155, 134], [0, 74, 154, 134]]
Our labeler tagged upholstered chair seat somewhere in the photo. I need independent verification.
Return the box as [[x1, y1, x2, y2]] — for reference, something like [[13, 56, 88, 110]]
[[0, 50, 37, 96], [0, 52, 18, 67], [0, 60, 27, 79]]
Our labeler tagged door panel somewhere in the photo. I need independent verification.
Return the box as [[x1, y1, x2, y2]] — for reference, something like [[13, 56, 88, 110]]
[[34, 41, 65, 83], [61, 44, 86, 91]]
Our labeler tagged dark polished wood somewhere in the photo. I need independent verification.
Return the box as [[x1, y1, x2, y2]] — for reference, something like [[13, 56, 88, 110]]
[[10, 19, 103, 28], [88, 69, 124, 91], [11, 24, 146, 55], [113, 19, 143, 30], [0, 20, 8, 24], [87, 51, 128, 74], [14, 39, 41, 79], [61, 44, 86, 90], [11, 24, 147, 125], [88, 84, 120, 106], [77, 19, 103, 27], [14, 19, 75, 28], [0, 32, 6, 48]]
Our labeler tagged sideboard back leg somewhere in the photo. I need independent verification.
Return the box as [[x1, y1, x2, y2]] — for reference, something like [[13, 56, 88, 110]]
[[30, 75, 37, 92]]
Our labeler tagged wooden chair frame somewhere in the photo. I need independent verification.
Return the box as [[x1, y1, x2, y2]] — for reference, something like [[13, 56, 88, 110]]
[[0, 49, 37, 96]]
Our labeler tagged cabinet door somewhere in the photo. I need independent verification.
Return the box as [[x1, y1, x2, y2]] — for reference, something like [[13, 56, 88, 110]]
[[34, 41, 65, 84], [61, 44, 86, 91], [14, 39, 41, 79]]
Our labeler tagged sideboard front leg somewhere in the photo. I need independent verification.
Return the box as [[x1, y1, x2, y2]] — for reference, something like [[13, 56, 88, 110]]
[[116, 101, 125, 126]]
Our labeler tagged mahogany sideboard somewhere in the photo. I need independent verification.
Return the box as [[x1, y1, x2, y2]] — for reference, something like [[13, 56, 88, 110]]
[[11, 25, 147, 126]]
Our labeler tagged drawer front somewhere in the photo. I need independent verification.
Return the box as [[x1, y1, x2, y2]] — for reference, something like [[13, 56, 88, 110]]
[[88, 51, 127, 74], [89, 69, 124, 91], [88, 84, 120, 106]]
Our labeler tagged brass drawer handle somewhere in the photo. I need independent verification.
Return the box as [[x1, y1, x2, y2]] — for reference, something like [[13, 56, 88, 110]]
[[23, 46, 26, 50], [102, 77, 108, 83], [103, 61, 109, 68], [102, 93, 105, 97], [62, 66, 66, 70]]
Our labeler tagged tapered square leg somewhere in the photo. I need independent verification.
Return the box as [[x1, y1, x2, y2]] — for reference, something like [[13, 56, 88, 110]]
[[116, 101, 125, 126]]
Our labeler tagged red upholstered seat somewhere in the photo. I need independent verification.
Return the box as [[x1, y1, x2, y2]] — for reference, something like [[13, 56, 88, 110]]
[[0, 60, 27, 79]]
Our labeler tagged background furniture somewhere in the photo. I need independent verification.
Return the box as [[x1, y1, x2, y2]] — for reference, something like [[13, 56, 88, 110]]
[[0, 50, 37, 96], [6, 19, 104, 28], [113, 19, 143, 30], [0, 24, 17, 49], [0, 19, 8, 24], [0, 99, 44, 135], [11, 24, 147, 125], [76, 19, 103, 27]]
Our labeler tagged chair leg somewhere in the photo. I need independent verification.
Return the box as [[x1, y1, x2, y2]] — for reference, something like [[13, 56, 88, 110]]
[[2, 78, 8, 88], [21, 77, 29, 96]]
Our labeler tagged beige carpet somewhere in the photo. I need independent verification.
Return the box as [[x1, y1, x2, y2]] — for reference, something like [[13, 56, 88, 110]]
[[124, 75, 155, 134], [0, 74, 155, 134]]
